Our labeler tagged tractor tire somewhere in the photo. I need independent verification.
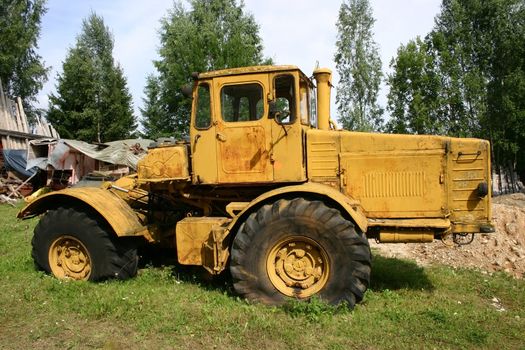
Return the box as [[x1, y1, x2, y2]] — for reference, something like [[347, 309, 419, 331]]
[[32, 207, 139, 281], [230, 198, 371, 307]]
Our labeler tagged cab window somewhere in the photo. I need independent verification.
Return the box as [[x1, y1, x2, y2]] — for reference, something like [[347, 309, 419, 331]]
[[195, 83, 211, 129], [274, 75, 296, 124], [310, 86, 317, 128], [221, 83, 264, 122], [299, 78, 310, 125]]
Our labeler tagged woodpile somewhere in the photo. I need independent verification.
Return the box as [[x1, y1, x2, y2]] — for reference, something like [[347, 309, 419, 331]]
[[0, 172, 35, 206]]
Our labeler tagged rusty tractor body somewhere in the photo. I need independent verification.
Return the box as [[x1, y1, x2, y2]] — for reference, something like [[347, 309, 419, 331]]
[[19, 65, 493, 306]]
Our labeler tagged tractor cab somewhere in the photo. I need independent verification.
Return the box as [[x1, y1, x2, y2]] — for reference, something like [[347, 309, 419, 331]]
[[189, 65, 322, 185]]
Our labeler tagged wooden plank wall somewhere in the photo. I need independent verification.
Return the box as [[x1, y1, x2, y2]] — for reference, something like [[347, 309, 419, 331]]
[[0, 78, 59, 150]]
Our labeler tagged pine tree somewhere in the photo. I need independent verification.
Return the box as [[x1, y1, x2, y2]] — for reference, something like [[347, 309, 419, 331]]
[[47, 13, 136, 142], [0, 0, 49, 120], [142, 0, 270, 139], [140, 74, 168, 139], [334, 0, 383, 132]]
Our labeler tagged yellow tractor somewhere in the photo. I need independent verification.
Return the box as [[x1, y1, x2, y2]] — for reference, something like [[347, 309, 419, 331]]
[[18, 65, 494, 307]]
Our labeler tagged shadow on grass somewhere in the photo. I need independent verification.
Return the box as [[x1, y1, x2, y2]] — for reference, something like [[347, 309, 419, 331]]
[[370, 254, 434, 291], [137, 245, 236, 296], [137, 245, 435, 301]]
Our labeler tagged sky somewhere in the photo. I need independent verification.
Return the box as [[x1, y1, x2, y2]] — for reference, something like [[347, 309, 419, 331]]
[[36, 0, 442, 122]]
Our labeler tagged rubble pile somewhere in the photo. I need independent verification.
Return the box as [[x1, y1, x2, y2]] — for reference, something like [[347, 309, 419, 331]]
[[372, 193, 525, 279], [0, 174, 32, 205]]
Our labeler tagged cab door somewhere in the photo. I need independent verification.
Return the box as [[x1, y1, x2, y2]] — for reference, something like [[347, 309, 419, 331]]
[[214, 74, 273, 184], [191, 81, 218, 184], [269, 73, 307, 182]]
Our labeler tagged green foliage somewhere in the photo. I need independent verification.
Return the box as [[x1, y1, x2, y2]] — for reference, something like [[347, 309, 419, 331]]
[[386, 38, 448, 135], [0, 0, 49, 121], [282, 296, 349, 323], [140, 74, 168, 139], [334, 0, 383, 132], [142, 0, 271, 139], [387, 0, 525, 185], [47, 13, 136, 143]]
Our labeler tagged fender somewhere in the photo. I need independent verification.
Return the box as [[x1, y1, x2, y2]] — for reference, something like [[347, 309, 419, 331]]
[[17, 187, 146, 237], [226, 182, 368, 235]]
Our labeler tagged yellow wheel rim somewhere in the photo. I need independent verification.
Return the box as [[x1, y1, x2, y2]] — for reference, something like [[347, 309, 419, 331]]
[[266, 236, 330, 298], [48, 236, 92, 280]]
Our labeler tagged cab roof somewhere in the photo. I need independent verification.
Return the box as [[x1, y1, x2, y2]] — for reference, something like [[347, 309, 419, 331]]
[[197, 65, 306, 79]]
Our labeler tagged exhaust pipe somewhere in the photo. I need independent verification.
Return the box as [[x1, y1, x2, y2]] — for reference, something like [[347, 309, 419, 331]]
[[313, 68, 332, 130]]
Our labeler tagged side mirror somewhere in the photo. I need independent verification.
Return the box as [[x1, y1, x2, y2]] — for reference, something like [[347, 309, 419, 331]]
[[268, 101, 277, 119], [268, 98, 291, 123], [181, 85, 193, 98]]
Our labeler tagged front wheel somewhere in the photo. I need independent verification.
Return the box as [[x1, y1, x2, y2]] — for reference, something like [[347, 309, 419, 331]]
[[230, 198, 371, 307], [32, 207, 139, 281]]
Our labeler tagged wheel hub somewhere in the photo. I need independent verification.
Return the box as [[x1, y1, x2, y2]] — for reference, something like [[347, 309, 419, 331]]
[[48, 236, 91, 280], [267, 236, 329, 298]]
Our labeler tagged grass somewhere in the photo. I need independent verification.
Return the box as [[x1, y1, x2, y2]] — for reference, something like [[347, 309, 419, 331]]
[[0, 203, 524, 349]]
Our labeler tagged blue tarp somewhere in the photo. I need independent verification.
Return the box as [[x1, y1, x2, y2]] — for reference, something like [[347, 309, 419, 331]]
[[2, 149, 36, 178]]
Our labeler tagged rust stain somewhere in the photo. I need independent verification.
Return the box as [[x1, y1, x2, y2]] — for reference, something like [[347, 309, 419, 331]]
[[138, 146, 189, 180], [220, 126, 267, 174]]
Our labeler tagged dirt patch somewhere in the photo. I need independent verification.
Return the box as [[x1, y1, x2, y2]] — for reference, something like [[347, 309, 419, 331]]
[[371, 193, 525, 279]]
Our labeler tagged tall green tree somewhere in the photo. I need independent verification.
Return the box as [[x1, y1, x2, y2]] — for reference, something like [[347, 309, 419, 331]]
[[140, 74, 167, 139], [142, 0, 270, 139], [334, 0, 383, 132], [47, 13, 136, 142], [0, 0, 48, 119], [387, 0, 525, 188], [386, 37, 446, 135]]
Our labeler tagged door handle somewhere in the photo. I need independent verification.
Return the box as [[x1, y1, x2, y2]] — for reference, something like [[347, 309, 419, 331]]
[[216, 133, 227, 142]]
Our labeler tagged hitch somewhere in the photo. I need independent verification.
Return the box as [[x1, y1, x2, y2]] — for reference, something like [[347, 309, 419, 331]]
[[453, 233, 475, 246]]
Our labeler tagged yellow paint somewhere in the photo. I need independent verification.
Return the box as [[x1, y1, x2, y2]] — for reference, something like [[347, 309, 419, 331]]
[[18, 187, 146, 238], [313, 68, 332, 131], [270, 71, 307, 182], [378, 230, 435, 243], [24, 186, 52, 203], [137, 144, 190, 182], [368, 218, 451, 229], [198, 65, 299, 79], [266, 235, 329, 298], [225, 182, 368, 234], [176, 217, 231, 274], [189, 67, 310, 184], [213, 74, 273, 183], [225, 202, 249, 217], [305, 128, 493, 234], [189, 79, 218, 184], [48, 235, 92, 280]]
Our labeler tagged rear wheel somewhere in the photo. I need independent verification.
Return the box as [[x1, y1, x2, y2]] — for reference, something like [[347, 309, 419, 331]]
[[230, 198, 371, 307], [32, 207, 139, 281]]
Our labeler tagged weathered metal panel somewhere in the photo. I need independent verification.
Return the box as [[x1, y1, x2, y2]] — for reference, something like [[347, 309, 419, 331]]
[[225, 182, 368, 234], [198, 65, 300, 79], [306, 130, 340, 185], [18, 187, 146, 237], [219, 125, 268, 174], [270, 119, 306, 182], [341, 150, 446, 218], [448, 138, 491, 225], [137, 145, 190, 182], [176, 217, 231, 267], [214, 74, 273, 184], [362, 171, 425, 198]]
